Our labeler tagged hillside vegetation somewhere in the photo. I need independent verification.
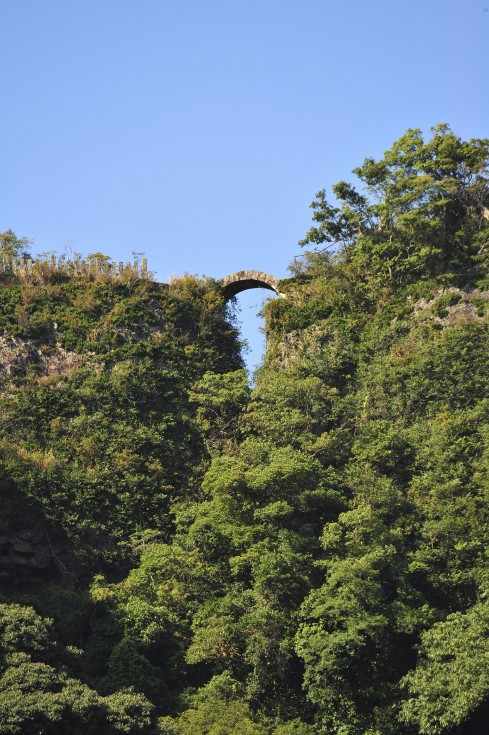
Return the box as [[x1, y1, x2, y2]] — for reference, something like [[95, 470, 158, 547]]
[[0, 125, 488, 734]]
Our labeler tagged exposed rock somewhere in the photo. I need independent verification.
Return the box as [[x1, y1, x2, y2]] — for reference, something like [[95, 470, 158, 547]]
[[413, 288, 489, 327], [0, 527, 68, 584], [267, 321, 330, 369], [0, 335, 85, 384]]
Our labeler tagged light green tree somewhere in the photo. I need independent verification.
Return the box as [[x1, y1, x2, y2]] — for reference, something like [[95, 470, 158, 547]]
[[300, 125, 489, 287], [0, 229, 31, 258], [401, 593, 489, 733]]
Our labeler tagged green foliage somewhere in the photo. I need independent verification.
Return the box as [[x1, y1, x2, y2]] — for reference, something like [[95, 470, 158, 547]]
[[300, 125, 489, 292], [1, 126, 489, 734], [0, 604, 153, 734], [0, 278, 242, 570], [0, 229, 32, 258], [159, 698, 268, 734], [401, 591, 489, 734], [190, 369, 251, 451]]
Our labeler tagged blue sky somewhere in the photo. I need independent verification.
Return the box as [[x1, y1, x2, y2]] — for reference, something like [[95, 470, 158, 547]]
[[2, 0, 488, 369]]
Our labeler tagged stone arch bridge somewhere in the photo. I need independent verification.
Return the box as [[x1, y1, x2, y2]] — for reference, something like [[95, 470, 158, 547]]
[[221, 270, 284, 300]]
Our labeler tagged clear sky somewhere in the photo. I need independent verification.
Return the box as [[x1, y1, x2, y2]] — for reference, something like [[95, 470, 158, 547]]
[[2, 0, 488, 370]]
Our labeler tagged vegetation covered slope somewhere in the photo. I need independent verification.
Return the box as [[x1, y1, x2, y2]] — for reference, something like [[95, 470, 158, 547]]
[[0, 125, 488, 734]]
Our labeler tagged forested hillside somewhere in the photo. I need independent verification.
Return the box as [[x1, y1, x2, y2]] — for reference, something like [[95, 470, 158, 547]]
[[1, 125, 488, 734]]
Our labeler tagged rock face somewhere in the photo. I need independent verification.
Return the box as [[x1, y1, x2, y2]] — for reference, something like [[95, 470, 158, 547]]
[[0, 334, 78, 583], [0, 335, 85, 387], [413, 288, 489, 326], [221, 271, 284, 299], [0, 530, 51, 570], [0, 525, 68, 585]]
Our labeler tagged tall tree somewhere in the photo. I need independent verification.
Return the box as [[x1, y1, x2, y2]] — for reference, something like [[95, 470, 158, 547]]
[[300, 125, 489, 287]]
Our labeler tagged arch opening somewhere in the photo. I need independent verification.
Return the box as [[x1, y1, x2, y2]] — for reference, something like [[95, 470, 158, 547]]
[[231, 288, 278, 376]]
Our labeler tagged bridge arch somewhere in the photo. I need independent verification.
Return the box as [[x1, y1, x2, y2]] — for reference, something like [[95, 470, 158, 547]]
[[221, 270, 284, 300]]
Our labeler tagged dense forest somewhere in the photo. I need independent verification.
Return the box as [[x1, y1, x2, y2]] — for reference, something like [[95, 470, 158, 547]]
[[0, 124, 488, 734]]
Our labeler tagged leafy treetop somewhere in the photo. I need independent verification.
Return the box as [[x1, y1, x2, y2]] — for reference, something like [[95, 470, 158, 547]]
[[0, 229, 32, 258], [300, 124, 489, 287]]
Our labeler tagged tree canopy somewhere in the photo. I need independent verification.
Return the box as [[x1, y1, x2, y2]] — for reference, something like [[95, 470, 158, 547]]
[[0, 229, 32, 258], [300, 124, 489, 289]]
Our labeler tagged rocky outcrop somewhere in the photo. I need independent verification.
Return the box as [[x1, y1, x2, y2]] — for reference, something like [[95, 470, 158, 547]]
[[0, 526, 68, 584], [0, 335, 85, 384], [413, 288, 489, 326]]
